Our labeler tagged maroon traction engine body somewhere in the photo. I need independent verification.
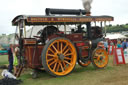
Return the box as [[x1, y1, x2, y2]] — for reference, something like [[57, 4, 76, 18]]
[[12, 8, 114, 77]]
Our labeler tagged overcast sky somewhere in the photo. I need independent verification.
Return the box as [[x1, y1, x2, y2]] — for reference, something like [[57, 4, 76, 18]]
[[0, 0, 128, 34]]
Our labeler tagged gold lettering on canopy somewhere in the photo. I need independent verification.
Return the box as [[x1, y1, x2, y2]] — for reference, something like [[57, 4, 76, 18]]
[[79, 18, 93, 22], [27, 17, 113, 23], [28, 17, 48, 22], [95, 18, 113, 21]]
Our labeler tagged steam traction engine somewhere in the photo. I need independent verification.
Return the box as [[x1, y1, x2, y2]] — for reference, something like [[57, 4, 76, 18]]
[[12, 8, 114, 77]]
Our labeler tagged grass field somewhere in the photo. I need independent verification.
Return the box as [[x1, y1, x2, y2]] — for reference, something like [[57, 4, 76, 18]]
[[0, 55, 128, 85], [0, 55, 8, 65]]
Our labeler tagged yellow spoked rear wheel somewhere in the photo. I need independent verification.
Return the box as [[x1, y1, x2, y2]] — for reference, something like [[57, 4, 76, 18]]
[[42, 37, 77, 76], [91, 48, 108, 68]]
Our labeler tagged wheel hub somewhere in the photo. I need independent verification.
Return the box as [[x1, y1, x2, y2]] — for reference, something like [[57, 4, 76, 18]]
[[99, 56, 103, 60], [58, 54, 65, 61]]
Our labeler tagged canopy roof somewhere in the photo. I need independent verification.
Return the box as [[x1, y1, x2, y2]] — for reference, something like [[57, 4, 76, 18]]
[[12, 15, 114, 26]]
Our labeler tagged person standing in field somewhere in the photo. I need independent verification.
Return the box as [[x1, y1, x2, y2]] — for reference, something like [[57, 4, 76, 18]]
[[7, 44, 13, 73], [122, 39, 127, 50], [117, 40, 122, 48], [13, 47, 19, 76], [104, 40, 108, 51], [110, 41, 114, 46], [126, 41, 128, 48]]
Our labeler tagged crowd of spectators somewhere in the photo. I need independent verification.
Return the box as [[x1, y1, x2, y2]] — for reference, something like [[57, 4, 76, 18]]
[[104, 39, 128, 51]]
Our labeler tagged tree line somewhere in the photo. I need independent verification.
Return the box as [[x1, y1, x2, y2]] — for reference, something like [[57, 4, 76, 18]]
[[105, 24, 128, 33]]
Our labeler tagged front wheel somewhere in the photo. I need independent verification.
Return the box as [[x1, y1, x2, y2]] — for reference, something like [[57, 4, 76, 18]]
[[91, 48, 108, 69], [42, 37, 77, 76]]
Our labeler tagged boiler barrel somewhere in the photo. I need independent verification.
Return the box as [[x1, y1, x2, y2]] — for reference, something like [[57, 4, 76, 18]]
[[45, 8, 87, 15]]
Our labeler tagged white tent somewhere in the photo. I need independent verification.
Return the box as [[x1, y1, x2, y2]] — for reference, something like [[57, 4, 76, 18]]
[[105, 33, 127, 39]]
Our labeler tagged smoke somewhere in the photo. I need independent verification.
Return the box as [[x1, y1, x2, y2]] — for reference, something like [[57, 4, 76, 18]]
[[82, 0, 93, 12]]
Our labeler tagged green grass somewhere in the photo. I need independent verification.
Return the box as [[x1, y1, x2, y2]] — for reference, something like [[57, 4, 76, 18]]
[[0, 55, 8, 65], [0, 55, 8, 79], [0, 55, 128, 85], [19, 56, 128, 85]]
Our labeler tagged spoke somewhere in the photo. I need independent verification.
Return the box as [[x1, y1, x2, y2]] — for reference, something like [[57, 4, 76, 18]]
[[101, 59, 106, 64], [100, 60, 105, 64], [64, 57, 72, 60], [49, 60, 56, 66], [94, 56, 100, 63], [62, 61, 66, 68], [62, 44, 68, 53], [97, 50, 102, 53], [56, 63, 60, 72], [99, 60, 102, 63], [97, 56, 100, 61], [64, 53, 72, 56], [95, 53, 100, 56], [47, 58, 55, 62], [57, 41, 59, 51], [52, 45, 59, 53], [100, 61, 102, 65], [61, 42, 63, 53], [99, 54, 103, 56], [64, 60, 72, 66], [48, 48, 55, 54], [47, 54, 56, 57], [59, 62, 64, 72], [53, 62, 57, 71], [94, 59, 99, 63], [64, 48, 70, 55], [104, 60, 107, 64]]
